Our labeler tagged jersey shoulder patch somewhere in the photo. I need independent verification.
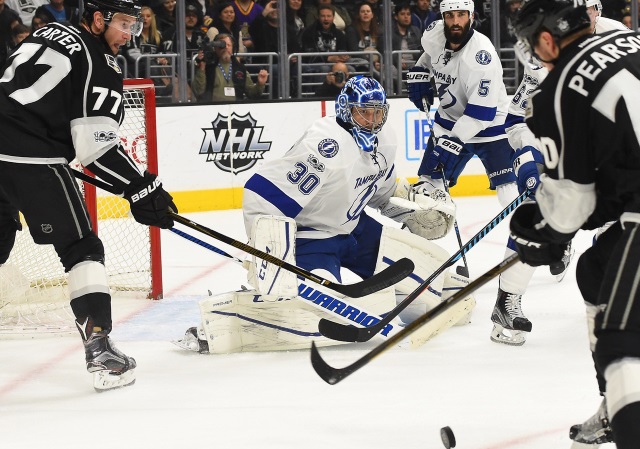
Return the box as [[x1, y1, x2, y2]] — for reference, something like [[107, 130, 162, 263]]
[[105, 54, 122, 74], [475, 50, 492, 65], [317, 138, 339, 158]]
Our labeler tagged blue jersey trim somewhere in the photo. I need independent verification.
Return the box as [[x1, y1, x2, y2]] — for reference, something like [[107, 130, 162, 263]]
[[244, 174, 303, 218], [464, 103, 497, 121], [435, 112, 508, 138]]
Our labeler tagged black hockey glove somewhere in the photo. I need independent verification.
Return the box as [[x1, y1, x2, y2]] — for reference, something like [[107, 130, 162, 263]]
[[509, 202, 568, 271], [124, 172, 177, 229]]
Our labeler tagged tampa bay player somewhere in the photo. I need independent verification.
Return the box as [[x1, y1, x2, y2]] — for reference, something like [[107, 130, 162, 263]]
[[174, 76, 475, 354], [406, 0, 541, 345], [0, 0, 177, 390]]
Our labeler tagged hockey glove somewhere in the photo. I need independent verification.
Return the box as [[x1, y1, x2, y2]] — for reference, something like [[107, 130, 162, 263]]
[[124, 172, 177, 229], [512, 146, 543, 196], [509, 202, 568, 270], [425, 135, 464, 174], [407, 66, 434, 112]]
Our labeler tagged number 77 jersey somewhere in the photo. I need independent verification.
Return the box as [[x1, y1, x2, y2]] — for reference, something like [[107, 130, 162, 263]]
[[0, 22, 125, 166]]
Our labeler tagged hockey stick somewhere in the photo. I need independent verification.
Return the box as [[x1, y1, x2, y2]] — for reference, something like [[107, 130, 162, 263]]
[[441, 167, 469, 277], [168, 226, 413, 343], [311, 253, 520, 385], [317, 189, 531, 342], [71, 169, 415, 298]]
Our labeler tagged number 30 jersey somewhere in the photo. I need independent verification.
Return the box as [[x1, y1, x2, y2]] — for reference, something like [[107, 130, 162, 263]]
[[0, 22, 126, 167]]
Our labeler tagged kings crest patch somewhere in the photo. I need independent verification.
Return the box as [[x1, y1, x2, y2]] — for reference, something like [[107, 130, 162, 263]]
[[318, 139, 339, 158], [475, 50, 491, 65], [105, 54, 122, 74]]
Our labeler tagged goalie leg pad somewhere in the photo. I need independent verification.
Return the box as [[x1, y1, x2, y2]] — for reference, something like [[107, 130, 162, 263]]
[[442, 270, 476, 326], [376, 226, 449, 323], [246, 215, 298, 299], [195, 285, 397, 353]]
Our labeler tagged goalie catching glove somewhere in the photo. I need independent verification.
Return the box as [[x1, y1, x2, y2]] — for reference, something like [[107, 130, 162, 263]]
[[123, 171, 177, 229], [380, 178, 456, 240]]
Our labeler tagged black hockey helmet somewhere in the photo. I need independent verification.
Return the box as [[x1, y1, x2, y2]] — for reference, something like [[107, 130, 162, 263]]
[[83, 0, 142, 34], [514, 0, 590, 52]]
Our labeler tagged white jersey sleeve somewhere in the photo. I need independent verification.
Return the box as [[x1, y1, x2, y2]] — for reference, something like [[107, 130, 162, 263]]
[[243, 117, 397, 240], [595, 16, 629, 33]]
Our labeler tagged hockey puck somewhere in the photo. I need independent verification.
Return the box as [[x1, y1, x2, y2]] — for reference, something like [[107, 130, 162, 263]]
[[440, 426, 456, 448]]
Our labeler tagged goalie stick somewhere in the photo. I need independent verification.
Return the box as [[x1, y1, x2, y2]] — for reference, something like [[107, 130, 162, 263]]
[[441, 167, 469, 277], [317, 189, 531, 342], [311, 253, 520, 385], [71, 169, 415, 298]]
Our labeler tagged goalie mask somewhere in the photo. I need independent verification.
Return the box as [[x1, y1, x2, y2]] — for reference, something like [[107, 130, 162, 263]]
[[83, 0, 143, 37], [336, 75, 389, 153]]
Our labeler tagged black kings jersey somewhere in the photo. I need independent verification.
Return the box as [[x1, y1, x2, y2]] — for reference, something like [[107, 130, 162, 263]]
[[526, 29, 640, 234], [0, 22, 125, 166]]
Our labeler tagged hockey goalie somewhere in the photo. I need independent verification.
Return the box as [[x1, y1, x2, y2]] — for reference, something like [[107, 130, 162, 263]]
[[174, 76, 475, 354]]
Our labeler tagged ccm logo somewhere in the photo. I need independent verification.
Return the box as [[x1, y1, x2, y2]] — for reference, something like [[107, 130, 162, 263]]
[[130, 178, 161, 203]]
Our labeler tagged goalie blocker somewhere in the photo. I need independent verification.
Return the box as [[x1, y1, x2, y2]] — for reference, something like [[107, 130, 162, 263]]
[[173, 216, 474, 353]]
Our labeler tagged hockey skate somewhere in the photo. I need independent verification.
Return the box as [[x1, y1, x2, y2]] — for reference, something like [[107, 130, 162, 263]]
[[490, 289, 531, 346], [76, 319, 136, 391], [172, 326, 209, 354], [569, 398, 613, 448], [550, 240, 575, 282]]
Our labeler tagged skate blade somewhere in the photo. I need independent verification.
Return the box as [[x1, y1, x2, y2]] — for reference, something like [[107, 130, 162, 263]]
[[93, 369, 136, 392], [490, 324, 527, 346], [554, 248, 575, 282], [171, 337, 202, 353]]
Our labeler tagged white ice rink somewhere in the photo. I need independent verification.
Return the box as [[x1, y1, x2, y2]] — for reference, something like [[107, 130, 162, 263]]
[[0, 196, 615, 449]]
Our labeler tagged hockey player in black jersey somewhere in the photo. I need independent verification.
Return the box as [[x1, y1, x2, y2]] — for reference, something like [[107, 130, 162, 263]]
[[0, 0, 177, 391], [511, 0, 640, 447]]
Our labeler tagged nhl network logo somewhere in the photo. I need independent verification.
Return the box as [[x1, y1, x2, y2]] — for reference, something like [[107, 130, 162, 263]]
[[199, 112, 272, 174]]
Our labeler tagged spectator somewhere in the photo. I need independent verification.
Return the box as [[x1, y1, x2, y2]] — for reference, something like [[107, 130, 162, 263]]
[[7, 22, 28, 53], [30, 11, 50, 31], [314, 61, 349, 98], [153, 0, 175, 33], [500, 0, 522, 47], [121, 6, 172, 97], [191, 33, 268, 102], [162, 3, 206, 55], [300, 4, 348, 71], [305, 0, 350, 31], [249, 0, 300, 97], [411, 0, 438, 33], [377, 2, 421, 81], [34, 0, 78, 25], [345, 2, 380, 73], [286, 0, 305, 49], [5, 0, 47, 28], [232, 0, 263, 26], [206, 2, 246, 54], [0, 0, 21, 67], [361, 0, 383, 25]]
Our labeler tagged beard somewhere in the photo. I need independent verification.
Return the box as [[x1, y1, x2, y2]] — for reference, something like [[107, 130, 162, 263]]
[[444, 20, 471, 45]]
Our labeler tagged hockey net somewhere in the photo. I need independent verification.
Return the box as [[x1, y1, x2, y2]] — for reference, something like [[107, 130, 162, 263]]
[[0, 79, 163, 337]]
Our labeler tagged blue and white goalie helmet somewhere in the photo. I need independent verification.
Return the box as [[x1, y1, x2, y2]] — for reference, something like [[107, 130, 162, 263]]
[[335, 75, 389, 134]]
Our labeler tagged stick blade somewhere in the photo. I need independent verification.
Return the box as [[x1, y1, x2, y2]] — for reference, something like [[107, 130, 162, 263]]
[[310, 341, 346, 385], [318, 317, 379, 342], [333, 258, 414, 298]]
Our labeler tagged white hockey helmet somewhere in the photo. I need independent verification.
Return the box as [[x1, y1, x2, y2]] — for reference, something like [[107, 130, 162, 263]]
[[439, 0, 475, 16], [574, 0, 602, 15]]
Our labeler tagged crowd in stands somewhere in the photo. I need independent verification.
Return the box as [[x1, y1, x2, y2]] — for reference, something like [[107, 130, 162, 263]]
[[0, 0, 638, 102]]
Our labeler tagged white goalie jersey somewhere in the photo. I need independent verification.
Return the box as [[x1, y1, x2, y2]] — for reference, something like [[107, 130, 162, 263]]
[[243, 116, 398, 240], [415, 20, 511, 144]]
